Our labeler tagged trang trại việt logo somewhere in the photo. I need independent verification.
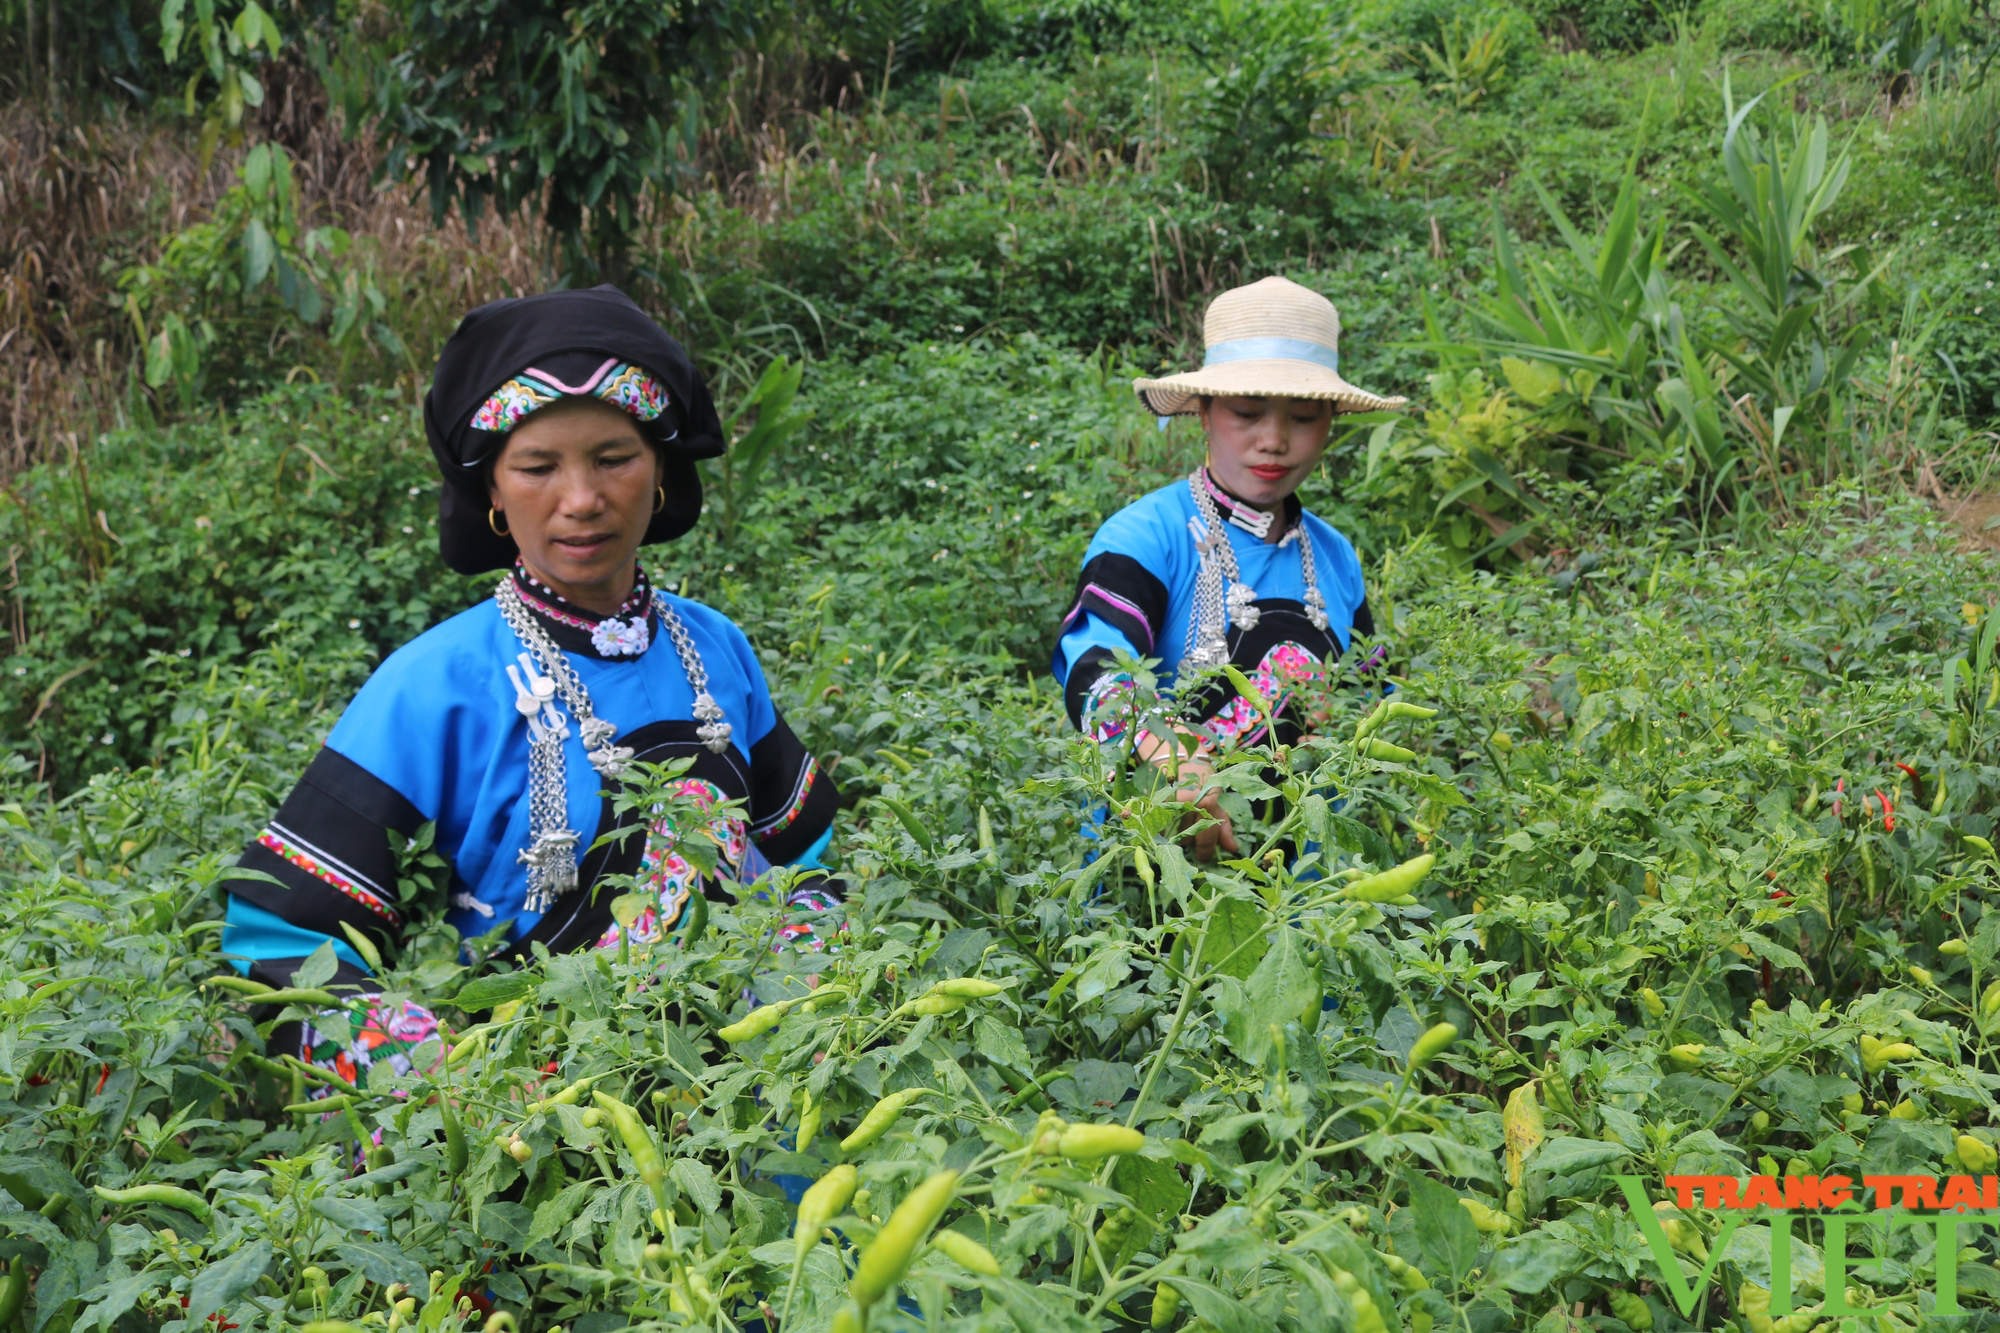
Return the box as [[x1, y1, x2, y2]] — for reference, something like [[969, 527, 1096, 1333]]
[[1615, 1175, 2000, 1318]]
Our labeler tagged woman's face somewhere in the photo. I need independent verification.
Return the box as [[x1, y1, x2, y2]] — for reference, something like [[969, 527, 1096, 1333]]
[[1196, 394, 1335, 510], [488, 398, 665, 613]]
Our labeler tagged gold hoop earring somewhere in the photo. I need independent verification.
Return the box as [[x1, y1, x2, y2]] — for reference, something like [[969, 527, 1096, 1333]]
[[488, 507, 510, 536], [653, 485, 666, 515]]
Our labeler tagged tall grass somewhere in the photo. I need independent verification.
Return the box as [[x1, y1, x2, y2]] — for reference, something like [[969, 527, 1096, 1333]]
[[1914, 68, 2000, 192]]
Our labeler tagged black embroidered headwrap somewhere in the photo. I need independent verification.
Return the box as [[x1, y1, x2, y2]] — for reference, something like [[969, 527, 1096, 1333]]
[[423, 286, 727, 575]]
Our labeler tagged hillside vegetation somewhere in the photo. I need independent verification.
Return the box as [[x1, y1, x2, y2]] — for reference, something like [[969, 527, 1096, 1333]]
[[2, 1, 2000, 1331]]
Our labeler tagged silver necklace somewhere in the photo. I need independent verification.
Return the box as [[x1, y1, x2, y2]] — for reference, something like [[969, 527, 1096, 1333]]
[[1180, 468, 1329, 672], [494, 577, 733, 912]]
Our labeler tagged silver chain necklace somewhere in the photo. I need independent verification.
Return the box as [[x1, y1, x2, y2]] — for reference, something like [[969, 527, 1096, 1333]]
[[494, 576, 733, 913], [1180, 468, 1329, 672]]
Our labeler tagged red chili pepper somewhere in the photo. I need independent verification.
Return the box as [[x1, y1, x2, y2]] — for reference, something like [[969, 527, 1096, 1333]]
[[1761, 958, 1773, 996], [94, 1063, 111, 1096], [1834, 777, 1845, 820], [1877, 789, 1895, 833], [176, 1298, 238, 1329], [1895, 762, 1919, 782]]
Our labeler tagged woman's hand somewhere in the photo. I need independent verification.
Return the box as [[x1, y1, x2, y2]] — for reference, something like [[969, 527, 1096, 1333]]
[[1173, 766, 1239, 863], [1137, 729, 1238, 863]]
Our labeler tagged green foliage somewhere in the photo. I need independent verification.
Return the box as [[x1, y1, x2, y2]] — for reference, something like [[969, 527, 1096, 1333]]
[[1830, 0, 2000, 78], [158, 0, 282, 164], [1180, 0, 1382, 198], [363, 0, 761, 279], [0, 387, 458, 785], [1418, 13, 1517, 109], [118, 144, 397, 408], [7, 440, 2000, 1330]]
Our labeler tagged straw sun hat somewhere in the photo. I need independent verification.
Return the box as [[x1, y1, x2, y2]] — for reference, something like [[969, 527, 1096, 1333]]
[[1135, 276, 1408, 416]]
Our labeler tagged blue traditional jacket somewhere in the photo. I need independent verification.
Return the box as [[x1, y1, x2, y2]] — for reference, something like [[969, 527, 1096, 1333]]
[[1052, 471, 1375, 744], [223, 566, 837, 983]]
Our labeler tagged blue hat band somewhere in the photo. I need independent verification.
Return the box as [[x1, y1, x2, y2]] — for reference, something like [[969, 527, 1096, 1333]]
[[1201, 336, 1340, 373]]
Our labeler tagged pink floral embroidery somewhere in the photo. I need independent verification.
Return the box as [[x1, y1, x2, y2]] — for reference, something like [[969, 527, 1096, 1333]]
[[257, 830, 399, 924], [1083, 670, 1141, 743], [302, 998, 442, 1086], [595, 779, 747, 951], [471, 363, 671, 435], [1201, 641, 1325, 747]]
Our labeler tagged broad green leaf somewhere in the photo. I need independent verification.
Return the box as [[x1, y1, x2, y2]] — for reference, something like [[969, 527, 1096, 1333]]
[[184, 1239, 270, 1328], [444, 971, 537, 1011], [1405, 1170, 1478, 1286], [1197, 895, 1268, 981]]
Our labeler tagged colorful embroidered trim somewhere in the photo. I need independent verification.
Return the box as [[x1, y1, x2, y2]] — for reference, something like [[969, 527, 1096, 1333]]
[[302, 998, 442, 1089], [470, 358, 672, 434], [513, 563, 654, 656], [1060, 583, 1156, 649], [257, 827, 400, 925], [1201, 641, 1326, 748], [751, 760, 819, 840], [1081, 670, 1141, 744]]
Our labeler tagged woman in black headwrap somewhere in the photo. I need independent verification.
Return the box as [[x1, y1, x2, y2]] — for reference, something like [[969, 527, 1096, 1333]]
[[221, 288, 840, 1079]]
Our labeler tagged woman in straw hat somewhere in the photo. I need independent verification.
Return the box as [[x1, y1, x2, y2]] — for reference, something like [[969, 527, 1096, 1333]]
[[1052, 276, 1405, 859]]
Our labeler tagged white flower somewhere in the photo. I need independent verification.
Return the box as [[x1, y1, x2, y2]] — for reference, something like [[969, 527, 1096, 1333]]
[[349, 619, 362, 629], [591, 617, 650, 657]]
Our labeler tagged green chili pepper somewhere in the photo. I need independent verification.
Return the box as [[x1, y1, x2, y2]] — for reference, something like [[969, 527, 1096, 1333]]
[[717, 1000, 795, 1043], [0, 1261, 29, 1329], [255, 987, 345, 1006], [1407, 1022, 1457, 1068], [1329, 1269, 1389, 1333], [591, 1092, 665, 1187], [1354, 699, 1392, 740], [1336, 854, 1435, 902], [1221, 665, 1273, 717], [1358, 738, 1416, 763], [1607, 1291, 1652, 1330], [679, 890, 709, 949], [441, 1098, 467, 1175], [202, 974, 274, 997], [930, 977, 1007, 999], [1150, 1281, 1182, 1329], [1057, 1123, 1145, 1160], [878, 796, 935, 851], [285, 1095, 353, 1115], [1387, 702, 1439, 721], [931, 1229, 1001, 1275], [93, 1183, 211, 1221], [851, 1170, 959, 1306], [794, 1163, 858, 1257], [444, 1031, 486, 1067], [839, 1088, 930, 1151], [527, 1074, 602, 1116], [1379, 1251, 1429, 1292]]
